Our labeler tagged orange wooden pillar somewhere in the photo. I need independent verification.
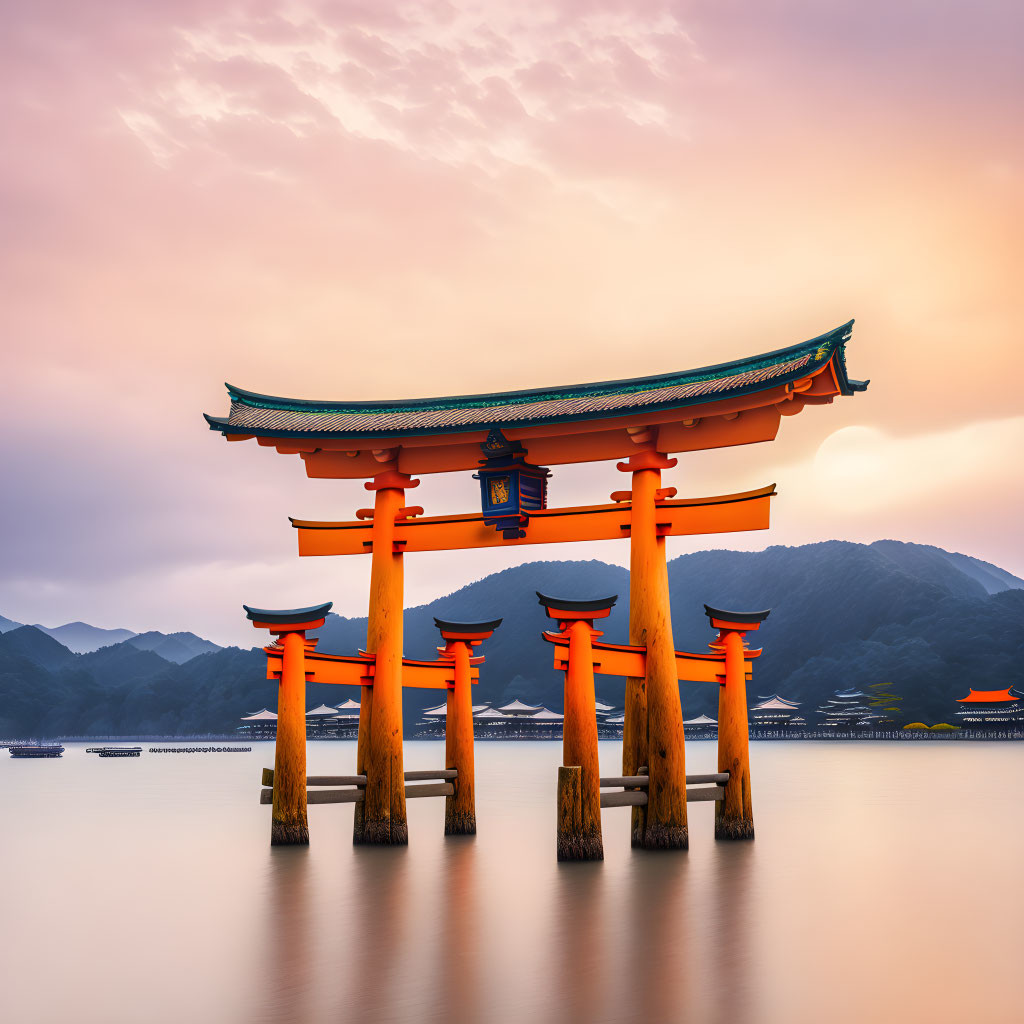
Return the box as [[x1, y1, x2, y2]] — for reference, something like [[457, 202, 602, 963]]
[[706, 606, 769, 840], [244, 602, 332, 845], [539, 593, 614, 861], [434, 617, 502, 835], [618, 451, 688, 850], [354, 470, 418, 846]]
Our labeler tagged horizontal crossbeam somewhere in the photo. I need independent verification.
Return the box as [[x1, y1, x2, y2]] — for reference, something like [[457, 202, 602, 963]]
[[686, 786, 727, 803], [259, 780, 455, 804], [598, 785, 726, 808], [601, 790, 648, 808], [261, 768, 456, 787], [544, 635, 755, 683], [260, 788, 362, 805], [264, 649, 473, 689], [291, 486, 776, 556], [599, 775, 650, 788]]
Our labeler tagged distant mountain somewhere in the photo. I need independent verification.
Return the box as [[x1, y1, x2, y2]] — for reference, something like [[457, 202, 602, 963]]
[[0, 615, 221, 662], [32, 621, 137, 654], [914, 545, 1024, 595], [0, 540, 1022, 737], [125, 631, 222, 664], [0, 625, 78, 672]]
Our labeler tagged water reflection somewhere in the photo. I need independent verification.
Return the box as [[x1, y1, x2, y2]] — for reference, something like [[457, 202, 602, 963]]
[[706, 844, 755, 1024], [348, 845, 411, 1022], [436, 837, 481, 1024], [254, 849, 314, 1024], [3, 742, 1024, 1024], [623, 852, 692, 1023], [547, 862, 606, 1024]]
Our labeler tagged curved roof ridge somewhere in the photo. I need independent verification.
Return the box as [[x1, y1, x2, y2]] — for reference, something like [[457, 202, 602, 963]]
[[219, 321, 855, 416]]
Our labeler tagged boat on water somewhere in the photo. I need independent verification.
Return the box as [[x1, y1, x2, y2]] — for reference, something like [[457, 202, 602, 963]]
[[10, 744, 65, 758], [86, 746, 142, 757]]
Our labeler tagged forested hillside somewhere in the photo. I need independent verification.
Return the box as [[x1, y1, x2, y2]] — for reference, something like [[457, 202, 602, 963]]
[[1, 540, 1021, 736]]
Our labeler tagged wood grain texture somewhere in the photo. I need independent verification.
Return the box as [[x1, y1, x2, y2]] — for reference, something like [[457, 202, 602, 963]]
[[271, 630, 309, 845], [445, 641, 477, 835], [716, 629, 755, 840], [628, 463, 688, 850], [562, 619, 604, 860], [357, 483, 409, 845], [557, 766, 602, 860]]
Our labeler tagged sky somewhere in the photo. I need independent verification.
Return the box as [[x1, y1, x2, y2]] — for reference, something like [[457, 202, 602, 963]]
[[1, 0, 1022, 646]]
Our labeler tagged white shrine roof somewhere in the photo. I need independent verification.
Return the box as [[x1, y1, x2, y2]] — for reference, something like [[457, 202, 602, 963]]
[[241, 708, 278, 721], [474, 708, 511, 719], [306, 704, 339, 716], [751, 695, 801, 710], [335, 698, 361, 710], [498, 699, 544, 714], [684, 714, 718, 726], [530, 708, 564, 720]]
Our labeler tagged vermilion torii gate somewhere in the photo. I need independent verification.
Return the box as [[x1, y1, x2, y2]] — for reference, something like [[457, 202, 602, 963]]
[[206, 320, 867, 850]]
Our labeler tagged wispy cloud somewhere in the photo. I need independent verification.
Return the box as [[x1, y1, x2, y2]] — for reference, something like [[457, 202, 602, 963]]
[[1, 0, 1022, 641]]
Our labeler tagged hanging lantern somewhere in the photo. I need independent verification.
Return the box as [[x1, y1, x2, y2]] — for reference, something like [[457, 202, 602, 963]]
[[473, 429, 550, 539]]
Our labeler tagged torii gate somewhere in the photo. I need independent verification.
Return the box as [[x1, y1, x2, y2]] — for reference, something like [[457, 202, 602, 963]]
[[206, 320, 867, 849], [539, 594, 769, 858]]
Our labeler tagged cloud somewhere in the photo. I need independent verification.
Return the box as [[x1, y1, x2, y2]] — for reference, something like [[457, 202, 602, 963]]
[[1, 0, 1022, 638], [811, 420, 1024, 514]]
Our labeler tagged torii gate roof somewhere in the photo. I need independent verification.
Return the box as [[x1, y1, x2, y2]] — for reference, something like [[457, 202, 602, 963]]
[[204, 322, 866, 477]]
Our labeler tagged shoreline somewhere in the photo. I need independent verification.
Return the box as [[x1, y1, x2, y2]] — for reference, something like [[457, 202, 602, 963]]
[[4, 732, 1024, 744]]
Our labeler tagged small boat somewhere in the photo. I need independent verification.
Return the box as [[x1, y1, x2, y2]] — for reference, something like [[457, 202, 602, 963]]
[[10, 744, 65, 758], [86, 746, 142, 757]]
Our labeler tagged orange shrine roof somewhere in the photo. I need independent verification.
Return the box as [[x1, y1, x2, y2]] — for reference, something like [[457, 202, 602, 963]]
[[956, 688, 1019, 703]]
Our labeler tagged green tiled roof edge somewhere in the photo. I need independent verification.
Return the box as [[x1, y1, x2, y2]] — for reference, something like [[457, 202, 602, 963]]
[[224, 321, 855, 416]]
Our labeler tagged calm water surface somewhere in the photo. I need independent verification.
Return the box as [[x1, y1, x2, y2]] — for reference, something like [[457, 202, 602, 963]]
[[1, 741, 1021, 1023]]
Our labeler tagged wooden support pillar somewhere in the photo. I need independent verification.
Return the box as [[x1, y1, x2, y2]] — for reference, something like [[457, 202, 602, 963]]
[[539, 593, 611, 861], [273, 629, 309, 845], [619, 452, 688, 850], [355, 470, 417, 845], [705, 605, 769, 841], [445, 641, 476, 835], [434, 617, 501, 837], [243, 602, 332, 847]]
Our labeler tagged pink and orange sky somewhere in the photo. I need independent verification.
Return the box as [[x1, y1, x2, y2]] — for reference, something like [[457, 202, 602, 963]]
[[2, 1, 1022, 645]]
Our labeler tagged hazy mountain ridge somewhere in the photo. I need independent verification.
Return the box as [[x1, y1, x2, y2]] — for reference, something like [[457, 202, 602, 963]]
[[0, 616, 220, 661], [0, 540, 1022, 736], [126, 631, 222, 664]]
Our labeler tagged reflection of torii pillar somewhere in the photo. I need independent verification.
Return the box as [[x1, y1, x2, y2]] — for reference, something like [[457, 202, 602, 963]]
[[618, 450, 688, 850], [354, 468, 419, 846], [705, 605, 770, 840], [434, 617, 502, 835], [244, 602, 332, 845]]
